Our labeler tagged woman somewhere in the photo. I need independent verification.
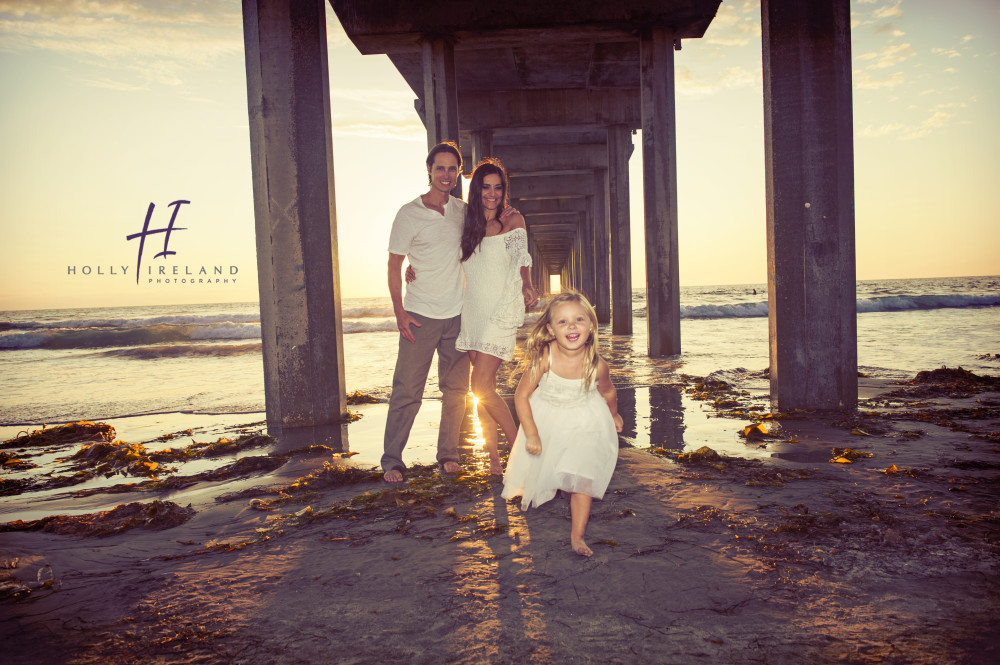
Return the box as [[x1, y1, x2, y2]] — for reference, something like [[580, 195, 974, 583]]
[[456, 159, 538, 474]]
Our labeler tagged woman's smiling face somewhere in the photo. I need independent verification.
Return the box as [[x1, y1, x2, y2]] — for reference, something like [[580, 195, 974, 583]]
[[480, 173, 503, 214]]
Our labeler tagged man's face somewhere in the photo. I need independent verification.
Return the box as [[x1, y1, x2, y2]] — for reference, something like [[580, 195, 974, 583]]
[[427, 152, 460, 195]]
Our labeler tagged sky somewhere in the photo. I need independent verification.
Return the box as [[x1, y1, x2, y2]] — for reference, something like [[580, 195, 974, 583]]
[[0, 0, 997, 311]]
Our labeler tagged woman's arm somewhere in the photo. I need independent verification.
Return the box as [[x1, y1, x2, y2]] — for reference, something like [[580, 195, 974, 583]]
[[520, 265, 538, 308], [596, 357, 623, 433], [503, 213, 538, 308], [514, 349, 547, 454]]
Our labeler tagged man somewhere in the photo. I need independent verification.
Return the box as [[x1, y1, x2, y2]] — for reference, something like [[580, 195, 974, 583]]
[[382, 142, 469, 482]]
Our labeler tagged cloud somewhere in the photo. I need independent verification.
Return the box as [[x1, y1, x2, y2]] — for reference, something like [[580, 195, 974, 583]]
[[873, 2, 903, 19], [332, 120, 424, 141], [857, 42, 916, 69], [900, 111, 952, 140], [873, 23, 904, 37], [80, 76, 149, 92], [864, 108, 956, 142], [703, 1, 760, 47], [861, 122, 904, 138], [677, 65, 759, 96], [0, 1, 243, 87], [853, 69, 905, 90], [331, 88, 419, 121], [328, 87, 425, 139], [932, 47, 961, 59]]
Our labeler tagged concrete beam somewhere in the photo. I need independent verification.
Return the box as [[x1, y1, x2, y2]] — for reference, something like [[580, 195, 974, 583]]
[[524, 212, 582, 226], [459, 89, 641, 131], [330, 1, 722, 54], [641, 27, 681, 356], [762, 0, 857, 411], [511, 198, 588, 214], [508, 173, 600, 199], [242, 0, 347, 441], [496, 143, 608, 175], [490, 127, 609, 147]]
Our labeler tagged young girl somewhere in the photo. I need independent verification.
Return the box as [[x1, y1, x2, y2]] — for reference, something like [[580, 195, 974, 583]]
[[501, 291, 624, 557]]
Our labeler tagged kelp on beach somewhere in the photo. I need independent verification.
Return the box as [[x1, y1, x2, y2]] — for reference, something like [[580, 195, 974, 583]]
[[0, 500, 194, 538], [0, 423, 278, 497], [0, 392, 383, 499]]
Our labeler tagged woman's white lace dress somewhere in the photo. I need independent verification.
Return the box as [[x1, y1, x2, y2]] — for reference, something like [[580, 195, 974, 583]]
[[456, 228, 532, 361]]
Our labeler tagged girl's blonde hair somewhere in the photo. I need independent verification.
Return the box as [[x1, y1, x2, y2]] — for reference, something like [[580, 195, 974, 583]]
[[519, 290, 601, 391]]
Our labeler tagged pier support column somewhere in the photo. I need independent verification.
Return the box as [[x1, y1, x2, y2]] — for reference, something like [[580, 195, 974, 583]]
[[538, 259, 549, 296], [422, 36, 462, 198], [762, 0, 857, 410], [640, 27, 681, 356], [592, 174, 611, 323], [581, 214, 596, 305], [242, 0, 347, 441], [608, 125, 633, 334], [471, 129, 493, 168]]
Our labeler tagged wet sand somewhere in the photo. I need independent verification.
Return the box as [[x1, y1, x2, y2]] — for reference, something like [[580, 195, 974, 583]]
[[1, 373, 999, 664]]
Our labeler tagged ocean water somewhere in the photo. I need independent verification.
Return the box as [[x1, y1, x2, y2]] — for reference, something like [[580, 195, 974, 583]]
[[1, 276, 998, 436]]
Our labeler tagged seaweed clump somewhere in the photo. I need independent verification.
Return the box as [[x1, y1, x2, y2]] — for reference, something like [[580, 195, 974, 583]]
[[890, 367, 1000, 399], [0, 500, 194, 537], [1, 421, 115, 449]]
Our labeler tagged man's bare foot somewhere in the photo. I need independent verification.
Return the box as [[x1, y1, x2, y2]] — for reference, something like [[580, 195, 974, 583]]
[[441, 460, 463, 474], [571, 537, 593, 557], [383, 468, 404, 483]]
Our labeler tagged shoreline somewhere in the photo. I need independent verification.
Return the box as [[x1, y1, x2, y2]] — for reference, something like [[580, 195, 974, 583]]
[[1, 371, 999, 664]]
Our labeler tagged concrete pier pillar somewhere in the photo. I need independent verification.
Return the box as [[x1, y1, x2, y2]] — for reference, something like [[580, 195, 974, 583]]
[[471, 129, 493, 168], [242, 0, 347, 441], [422, 36, 462, 198], [762, 0, 857, 410], [607, 125, 633, 334], [591, 174, 611, 323], [530, 244, 543, 296], [581, 215, 596, 305], [640, 27, 681, 356]]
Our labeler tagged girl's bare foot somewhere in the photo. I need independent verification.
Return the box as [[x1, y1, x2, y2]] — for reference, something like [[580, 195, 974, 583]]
[[571, 537, 593, 557], [489, 455, 503, 476]]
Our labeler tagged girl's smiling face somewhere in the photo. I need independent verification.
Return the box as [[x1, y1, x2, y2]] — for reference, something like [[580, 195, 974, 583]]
[[546, 300, 593, 351]]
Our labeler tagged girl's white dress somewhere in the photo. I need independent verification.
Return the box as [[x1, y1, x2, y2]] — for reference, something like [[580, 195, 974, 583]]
[[501, 369, 619, 510], [456, 228, 532, 361]]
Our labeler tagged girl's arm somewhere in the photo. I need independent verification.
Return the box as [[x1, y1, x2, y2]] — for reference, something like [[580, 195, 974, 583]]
[[596, 357, 623, 433], [514, 349, 547, 455]]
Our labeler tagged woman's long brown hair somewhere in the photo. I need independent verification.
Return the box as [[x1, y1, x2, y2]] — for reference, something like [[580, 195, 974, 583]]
[[461, 158, 509, 262]]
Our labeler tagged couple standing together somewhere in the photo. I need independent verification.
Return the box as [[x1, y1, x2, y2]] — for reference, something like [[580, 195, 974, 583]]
[[381, 141, 535, 483], [381, 142, 623, 554]]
